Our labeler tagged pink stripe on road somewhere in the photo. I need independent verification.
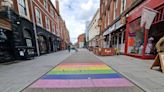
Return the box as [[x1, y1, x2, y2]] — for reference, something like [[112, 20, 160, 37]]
[[92, 78, 134, 87], [30, 78, 134, 88], [58, 63, 105, 66]]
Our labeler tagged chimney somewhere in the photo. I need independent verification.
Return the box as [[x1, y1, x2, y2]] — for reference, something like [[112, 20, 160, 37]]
[[55, 0, 59, 13]]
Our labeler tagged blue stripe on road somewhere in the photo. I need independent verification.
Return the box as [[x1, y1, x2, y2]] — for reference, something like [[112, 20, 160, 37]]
[[41, 74, 123, 80]]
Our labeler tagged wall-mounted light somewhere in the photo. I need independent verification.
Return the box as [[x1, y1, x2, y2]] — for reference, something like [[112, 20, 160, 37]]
[[16, 21, 20, 25]]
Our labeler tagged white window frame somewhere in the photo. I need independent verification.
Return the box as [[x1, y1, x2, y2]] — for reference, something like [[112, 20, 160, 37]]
[[108, 10, 110, 25], [43, 0, 48, 11], [124, 0, 126, 11], [50, 6, 54, 17], [35, 7, 43, 27], [17, 0, 30, 19], [46, 16, 50, 31], [52, 22, 55, 34], [121, 0, 126, 13], [114, 0, 118, 19]]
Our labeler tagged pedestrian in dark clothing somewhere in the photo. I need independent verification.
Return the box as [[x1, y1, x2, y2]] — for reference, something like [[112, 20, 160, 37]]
[[68, 45, 71, 52]]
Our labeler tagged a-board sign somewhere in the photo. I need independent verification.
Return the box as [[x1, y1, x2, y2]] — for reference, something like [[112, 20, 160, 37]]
[[159, 53, 164, 73], [151, 52, 164, 73]]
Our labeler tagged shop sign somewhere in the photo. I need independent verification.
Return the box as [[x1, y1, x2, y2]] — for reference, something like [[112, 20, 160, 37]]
[[151, 53, 164, 73], [103, 24, 115, 36], [115, 19, 124, 30], [129, 32, 136, 37]]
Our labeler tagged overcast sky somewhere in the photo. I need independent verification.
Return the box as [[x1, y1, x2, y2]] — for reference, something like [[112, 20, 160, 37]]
[[52, 0, 100, 43]]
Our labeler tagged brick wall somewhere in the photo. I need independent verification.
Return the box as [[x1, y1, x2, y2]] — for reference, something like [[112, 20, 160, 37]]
[[100, 0, 134, 33], [10, 0, 62, 36], [78, 34, 85, 43]]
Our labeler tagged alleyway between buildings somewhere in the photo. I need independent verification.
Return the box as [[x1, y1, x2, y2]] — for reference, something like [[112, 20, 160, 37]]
[[22, 49, 143, 92]]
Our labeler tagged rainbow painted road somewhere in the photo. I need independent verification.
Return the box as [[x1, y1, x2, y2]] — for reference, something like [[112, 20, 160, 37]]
[[22, 50, 143, 92]]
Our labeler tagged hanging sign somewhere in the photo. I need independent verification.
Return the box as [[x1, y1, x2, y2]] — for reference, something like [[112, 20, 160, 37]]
[[140, 7, 158, 29]]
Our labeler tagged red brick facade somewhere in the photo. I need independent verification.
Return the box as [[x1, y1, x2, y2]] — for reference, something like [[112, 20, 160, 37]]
[[4, 0, 69, 44], [100, 0, 133, 33], [78, 34, 85, 43]]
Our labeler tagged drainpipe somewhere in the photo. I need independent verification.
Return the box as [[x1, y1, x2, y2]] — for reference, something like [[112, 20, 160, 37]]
[[30, 0, 40, 56]]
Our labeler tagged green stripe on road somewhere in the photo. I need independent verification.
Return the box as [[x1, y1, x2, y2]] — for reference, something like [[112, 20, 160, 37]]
[[47, 70, 116, 75]]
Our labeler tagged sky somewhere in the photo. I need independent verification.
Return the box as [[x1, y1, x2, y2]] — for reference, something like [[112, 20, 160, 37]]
[[52, 0, 100, 43]]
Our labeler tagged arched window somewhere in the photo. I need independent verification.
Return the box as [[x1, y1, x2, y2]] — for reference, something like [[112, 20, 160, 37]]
[[23, 29, 32, 47]]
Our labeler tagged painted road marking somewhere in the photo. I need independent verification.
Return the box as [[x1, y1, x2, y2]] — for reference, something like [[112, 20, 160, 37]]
[[41, 74, 122, 79], [28, 62, 134, 88], [30, 78, 133, 88], [48, 69, 116, 75]]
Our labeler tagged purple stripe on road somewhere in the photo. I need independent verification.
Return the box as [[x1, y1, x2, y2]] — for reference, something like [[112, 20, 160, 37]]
[[30, 78, 133, 88]]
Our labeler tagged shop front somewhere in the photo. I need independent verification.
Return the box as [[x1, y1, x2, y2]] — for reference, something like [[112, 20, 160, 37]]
[[103, 18, 126, 54], [0, 28, 14, 62], [125, 0, 164, 59], [37, 26, 61, 54]]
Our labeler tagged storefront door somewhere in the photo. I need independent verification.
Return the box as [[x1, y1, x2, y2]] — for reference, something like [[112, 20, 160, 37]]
[[38, 35, 48, 54]]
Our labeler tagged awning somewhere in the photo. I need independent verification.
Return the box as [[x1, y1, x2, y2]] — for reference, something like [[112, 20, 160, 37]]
[[103, 24, 115, 36]]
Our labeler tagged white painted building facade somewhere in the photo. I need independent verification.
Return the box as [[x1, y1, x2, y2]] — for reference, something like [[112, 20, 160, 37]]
[[88, 9, 100, 47]]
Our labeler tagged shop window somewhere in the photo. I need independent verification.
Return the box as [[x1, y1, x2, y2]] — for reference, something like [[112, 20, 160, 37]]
[[23, 29, 32, 47], [0, 30, 7, 42], [128, 18, 144, 55]]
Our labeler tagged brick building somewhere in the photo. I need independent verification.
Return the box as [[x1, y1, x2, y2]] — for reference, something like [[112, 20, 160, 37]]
[[0, 0, 69, 62], [99, 0, 137, 51], [77, 34, 85, 48], [99, 0, 164, 59]]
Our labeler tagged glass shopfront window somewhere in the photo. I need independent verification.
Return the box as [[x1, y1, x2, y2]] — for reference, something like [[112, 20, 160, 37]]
[[23, 29, 32, 47], [0, 30, 7, 42], [128, 18, 144, 55]]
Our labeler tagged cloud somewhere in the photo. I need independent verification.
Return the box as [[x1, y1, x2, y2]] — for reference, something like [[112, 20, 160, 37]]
[[52, 0, 100, 43], [80, 0, 93, 11]]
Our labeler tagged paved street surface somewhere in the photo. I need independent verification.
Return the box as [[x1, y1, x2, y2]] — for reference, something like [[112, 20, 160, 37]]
[[98, 54, 164, 92], [22, 49, 143, 92], [0, 50, 72, 92]]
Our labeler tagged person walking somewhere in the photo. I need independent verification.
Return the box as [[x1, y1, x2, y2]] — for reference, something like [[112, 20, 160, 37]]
[[156, 36, 164, 53], [68, 45, 71, 52]]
